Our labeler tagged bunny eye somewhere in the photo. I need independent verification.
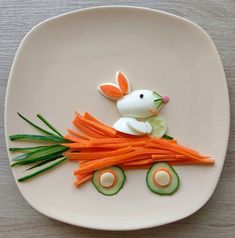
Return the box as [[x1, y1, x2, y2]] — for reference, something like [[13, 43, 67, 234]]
[[139, 94, 144, 99]]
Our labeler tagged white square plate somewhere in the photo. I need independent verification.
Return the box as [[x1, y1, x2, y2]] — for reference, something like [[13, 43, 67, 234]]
[[5, 6, 230, 230]]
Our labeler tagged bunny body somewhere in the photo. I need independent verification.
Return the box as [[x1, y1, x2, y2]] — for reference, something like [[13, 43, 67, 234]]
[[98, 72, 168, 135]]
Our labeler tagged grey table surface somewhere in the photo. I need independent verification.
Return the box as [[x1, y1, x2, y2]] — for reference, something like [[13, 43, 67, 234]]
[[0, 0, 234, 237]]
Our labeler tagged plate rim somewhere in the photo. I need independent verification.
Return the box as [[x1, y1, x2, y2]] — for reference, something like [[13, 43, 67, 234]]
[[4, 5, 230, 231]]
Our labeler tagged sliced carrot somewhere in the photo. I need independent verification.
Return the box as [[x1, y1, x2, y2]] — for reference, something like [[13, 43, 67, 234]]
[[78, 160, 91, 166], [83, 112, 100, 123], [168, 158, 214, 165], [117, 72, 129, 94], [76, 148, 114, 152], [74, 174, 92, 187], [73, 120, 106, 139], [62, 141, 146, 149], [67, 147, 133, 160], [146, 141, 202, 161], [75, 114, 116, 137], [149, 138, 200, 156], [64, 112, 214, 180], [122, 164, 152, 170], [64, 134, 86, 143], [66, 147, 178, 160], [89, 137, 149, 144], [124, 155, 210, 166], [124, 158, 153, 166], [67, 128, 91, 140], [74, 150, 152, 175], [116, 131, 150, 139], [83, 112, 114, 131], [76, 115, 109, 137], [151, 154, 187, 161]]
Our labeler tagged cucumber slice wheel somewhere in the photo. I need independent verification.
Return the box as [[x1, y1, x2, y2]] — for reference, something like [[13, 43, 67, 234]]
[[92, 166, 126, 196], [147, 116, 167, 138], [146, 162, 179, 195]]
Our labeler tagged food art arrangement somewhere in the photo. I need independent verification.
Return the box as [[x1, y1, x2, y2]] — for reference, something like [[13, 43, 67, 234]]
[[9, 72, 214, 196]]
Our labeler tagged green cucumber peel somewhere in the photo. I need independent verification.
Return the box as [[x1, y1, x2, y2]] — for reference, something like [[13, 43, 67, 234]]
[[156, 100, 163, 108], [37, 114, 63, 137], [146, 162, 179, 195], [9, 134, 70, 143], [11, 145, 68, 166], [26, 155, 64, 171], [11, 144, 63, 161], [18, 157, 67, 182], [17, 112, 56, 136], [9, 145, 58, 153], [153, 91, 162, 98], [162, 134, 174, 140]]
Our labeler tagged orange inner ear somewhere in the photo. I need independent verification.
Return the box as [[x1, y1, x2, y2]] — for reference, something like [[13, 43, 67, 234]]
[[100, 85, 123, 99], [117, 72, 129, 94]]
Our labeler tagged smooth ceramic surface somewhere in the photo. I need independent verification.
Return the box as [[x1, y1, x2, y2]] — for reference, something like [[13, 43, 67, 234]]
[[5, 6, 229, 230]]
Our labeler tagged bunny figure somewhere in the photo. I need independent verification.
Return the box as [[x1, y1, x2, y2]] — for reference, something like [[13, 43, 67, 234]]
[[98, 72, 169, 135]]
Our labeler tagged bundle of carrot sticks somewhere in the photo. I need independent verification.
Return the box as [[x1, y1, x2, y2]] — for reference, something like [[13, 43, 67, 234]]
[[62, 112, 214, 187]]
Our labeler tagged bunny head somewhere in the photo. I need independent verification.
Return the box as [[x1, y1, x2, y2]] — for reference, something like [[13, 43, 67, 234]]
[[98, 72, 169, 119]]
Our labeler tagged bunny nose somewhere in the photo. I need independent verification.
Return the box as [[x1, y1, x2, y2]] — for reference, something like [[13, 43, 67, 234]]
[[162, 96, 169, 103]]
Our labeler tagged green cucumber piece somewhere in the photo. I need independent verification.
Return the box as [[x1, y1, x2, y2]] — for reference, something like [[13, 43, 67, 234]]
[[9, 145, 58, 153], [26, 155, 63, 171], [18, 156, 67, 182], [147, 116, 167, 138], [153, 91, 163, 108], [162, 134, 174, 140], [17, 112, 56, 136], [9, 134, 69, 143], [11, 144, 60, 161], [146, 162, 179, 195], [92, 166, 126, 196], [37, 114, 63, 137], [11, 145, 68, 166]]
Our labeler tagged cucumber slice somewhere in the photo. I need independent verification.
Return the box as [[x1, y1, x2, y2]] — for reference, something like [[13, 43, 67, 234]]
[[18, 156, 67, 182], [146, 162, 179, 195], [9, 134, 69, 143], [92, 166, 126, 196], [147, 116, 167, 138], [11, 145, 68, 166]]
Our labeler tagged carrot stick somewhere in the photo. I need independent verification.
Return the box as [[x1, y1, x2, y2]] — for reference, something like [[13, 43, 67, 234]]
[[89, 137, 151, 144], [62, 141, 146, 149], [124, 158, 153, 166], [83, 112, 100, 122], [122, 164, 152, 170], [151, 155, 187, 161], [124, 154, 209, 166], [168, 158, 214, 165], [78, 160, 91, 166], [123, 156, 181, 166], [122, 158, 214, 169], [75, 114, 116, 137], [74, 150, 152, 175], [67, 147, 133, 160], [65, 112, 214, 179], [117, 131, 150, 139], [146, 141, 203, 160], [83, 112, 114, 131], [67, 148, 177, 160], [73, 120, 106, 139], [67, 128, 91, 140], [64, 134, 86, 143], [73, 174, 92, 187], [149, 138, 201, 156]]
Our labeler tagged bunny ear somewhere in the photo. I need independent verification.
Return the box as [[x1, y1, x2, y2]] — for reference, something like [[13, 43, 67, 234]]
[[98, 83, 124, 100], [116, 72, 131, 94]]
